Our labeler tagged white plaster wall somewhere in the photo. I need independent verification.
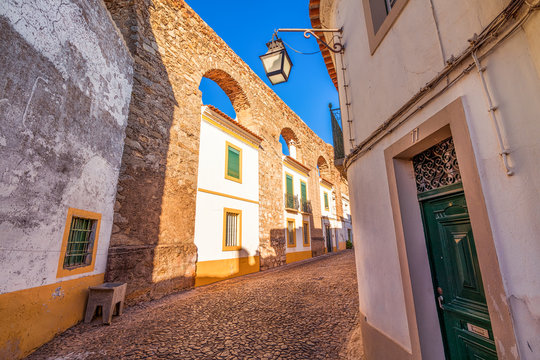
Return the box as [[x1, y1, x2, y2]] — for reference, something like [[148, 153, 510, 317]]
[[283, 165, 311, 253], [193, 192, 259, 262], [0, 0, 133, 294], [319, 185, 335, 218], [197, 119, 259, 202], [331, 0, 540, 354], [194, 117, 260, 262]]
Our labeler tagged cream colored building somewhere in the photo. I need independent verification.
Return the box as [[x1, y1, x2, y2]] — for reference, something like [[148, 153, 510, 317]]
[[312, 0, 540, 358], [193, 106, 262, 286], [0, 1, 133, 357], [283, 155, 313, 263]]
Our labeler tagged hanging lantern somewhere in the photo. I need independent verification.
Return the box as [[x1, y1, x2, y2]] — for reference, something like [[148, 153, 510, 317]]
[[259, 38, 293, 85]]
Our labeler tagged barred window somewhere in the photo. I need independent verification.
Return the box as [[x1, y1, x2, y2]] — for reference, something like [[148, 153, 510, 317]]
[[63, 217, 97, 269], [223, 209, 241, 250], [287, 219, 296, 247], [303, 221, 310, 245]]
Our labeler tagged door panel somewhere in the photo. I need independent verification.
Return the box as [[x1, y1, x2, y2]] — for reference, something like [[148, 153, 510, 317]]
[[421, 190, 497, 359]]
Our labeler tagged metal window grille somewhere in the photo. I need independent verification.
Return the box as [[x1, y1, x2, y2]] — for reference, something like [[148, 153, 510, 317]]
[[288, 221, 295, 245], [225, 212, 239, 247], [64, 217, 96, 268], [412, 137, 461, 193]]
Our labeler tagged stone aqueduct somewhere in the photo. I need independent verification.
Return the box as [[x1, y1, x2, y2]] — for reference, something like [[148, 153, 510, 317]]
[[104, 0, 347, 303]]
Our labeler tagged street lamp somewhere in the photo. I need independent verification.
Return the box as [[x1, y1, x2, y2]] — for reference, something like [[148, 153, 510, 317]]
[[260, 28, 344, 85], [259, 37, 293, 85]]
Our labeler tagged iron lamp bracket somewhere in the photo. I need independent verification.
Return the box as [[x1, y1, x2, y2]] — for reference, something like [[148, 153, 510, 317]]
[[275, 28, 344, 54]]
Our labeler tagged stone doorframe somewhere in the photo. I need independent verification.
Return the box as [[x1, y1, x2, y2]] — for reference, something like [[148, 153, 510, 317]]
[[383, 98, 518, 359]]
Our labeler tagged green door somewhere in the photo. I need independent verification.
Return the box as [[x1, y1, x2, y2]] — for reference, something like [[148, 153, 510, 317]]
[[421, 186, 497, 359]]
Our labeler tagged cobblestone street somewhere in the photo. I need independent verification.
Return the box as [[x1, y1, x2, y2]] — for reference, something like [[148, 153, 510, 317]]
[[28, 250, 359, 359]]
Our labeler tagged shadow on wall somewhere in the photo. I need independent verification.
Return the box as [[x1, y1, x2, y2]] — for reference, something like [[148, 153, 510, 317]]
[[194, 248, 261, 287], [103, 1, 198, 305]]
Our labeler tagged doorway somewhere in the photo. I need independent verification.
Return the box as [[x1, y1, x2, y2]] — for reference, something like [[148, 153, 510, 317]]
[[325, 224, 332, 253], [415, 138, 496, 359]]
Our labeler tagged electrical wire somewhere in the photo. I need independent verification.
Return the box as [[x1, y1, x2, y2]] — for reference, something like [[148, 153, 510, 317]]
[[343, 0, 537, 170]]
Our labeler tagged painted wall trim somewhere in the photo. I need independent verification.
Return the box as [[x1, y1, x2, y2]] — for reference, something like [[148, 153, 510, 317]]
[[0, 273, 105, 359], [198, 188, 259, 204], [195, 256, 260, 287]]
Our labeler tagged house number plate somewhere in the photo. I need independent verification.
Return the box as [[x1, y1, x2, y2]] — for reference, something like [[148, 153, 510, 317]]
[[467, 323, 490, 338]]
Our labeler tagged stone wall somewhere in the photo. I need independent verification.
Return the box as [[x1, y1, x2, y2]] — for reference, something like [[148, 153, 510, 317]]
[[104, 0, 348, 303]]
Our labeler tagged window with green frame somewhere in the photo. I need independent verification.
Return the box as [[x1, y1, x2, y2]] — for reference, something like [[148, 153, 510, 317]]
[[300, 181, 308, 212], [225, 142, 242, 182], [63, 217, 97, 269], [324, 192, 329, 211], [285, 174, 294, 209]]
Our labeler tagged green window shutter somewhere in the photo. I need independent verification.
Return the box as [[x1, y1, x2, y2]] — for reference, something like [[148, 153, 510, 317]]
[[324, 192, 329, 209], [286, 175, 294, 209], [301, 182, 307, 202], [286, 175, 293, 195], [227, 146, 240, 179]]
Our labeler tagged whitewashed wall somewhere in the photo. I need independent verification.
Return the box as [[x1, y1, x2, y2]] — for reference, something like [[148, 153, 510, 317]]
[[282, 163, 311, 254], [194, 117, 260, 262], [330, 0, 540, 355], [0, 0, 133, 294]]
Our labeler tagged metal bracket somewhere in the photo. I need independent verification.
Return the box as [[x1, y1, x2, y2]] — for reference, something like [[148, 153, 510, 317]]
[[275, 28, 344, 53]]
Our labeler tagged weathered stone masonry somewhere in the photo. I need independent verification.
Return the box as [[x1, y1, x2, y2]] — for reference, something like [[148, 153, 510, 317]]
[[104, 0, 347, 303]]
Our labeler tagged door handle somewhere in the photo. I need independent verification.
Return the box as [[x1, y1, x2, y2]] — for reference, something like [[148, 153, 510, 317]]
[[437, 295, 444, 310]]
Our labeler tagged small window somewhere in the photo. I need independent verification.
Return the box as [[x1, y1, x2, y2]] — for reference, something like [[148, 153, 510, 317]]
[[303, 221, 310, 246], [348, 229, 353, 243], [223, 208, 242, 251], [285, 173, 294, 209], [363, 0, 409, 53], [324, 192, 329, 211], [300, 181, 308, 212], [57, 208, 101, 278], [225, 142, 242, 183], [64, 217, 97, 268], [287, 219, 296, 247]]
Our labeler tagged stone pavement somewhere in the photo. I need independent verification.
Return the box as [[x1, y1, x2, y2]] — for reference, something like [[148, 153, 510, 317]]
[[28, 250, 360, 359]]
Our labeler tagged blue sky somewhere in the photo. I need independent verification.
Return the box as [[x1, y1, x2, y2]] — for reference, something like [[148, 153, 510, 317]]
[[186, 0, 339, 149]]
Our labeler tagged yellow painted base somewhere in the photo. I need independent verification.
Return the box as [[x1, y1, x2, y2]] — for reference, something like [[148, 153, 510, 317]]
[[195, 256, 260, 287], [338, 242, 347, 250], [285, 250, 312, 264], [0, 273, 104, 359], [333, 246, 338, 252]]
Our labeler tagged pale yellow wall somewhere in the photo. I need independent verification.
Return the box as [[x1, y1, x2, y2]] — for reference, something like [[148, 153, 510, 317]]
[[0, 274, 104, 359]]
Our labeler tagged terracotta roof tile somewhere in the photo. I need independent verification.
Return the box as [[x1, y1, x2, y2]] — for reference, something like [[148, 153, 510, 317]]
[[204, 105, 263, 141], [284, 156, 311, 174], [309, 0, 338, 90]]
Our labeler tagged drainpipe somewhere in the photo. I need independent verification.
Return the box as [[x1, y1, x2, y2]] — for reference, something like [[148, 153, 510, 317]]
[[472, 51, 514, 176]]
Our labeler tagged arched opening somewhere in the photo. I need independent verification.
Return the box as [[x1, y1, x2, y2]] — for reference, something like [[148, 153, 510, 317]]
[[201, 69, 255, 130], [317, 156, 331, 179], [199, 77, 236, 119], [280, 127, 299, 159], [279, 135, 290, 156]]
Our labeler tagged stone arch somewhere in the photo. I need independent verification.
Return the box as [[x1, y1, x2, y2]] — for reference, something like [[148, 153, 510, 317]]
[[280, 127, 300, 159], [201, 69, 255, 130], [317, 155, 331, 179]]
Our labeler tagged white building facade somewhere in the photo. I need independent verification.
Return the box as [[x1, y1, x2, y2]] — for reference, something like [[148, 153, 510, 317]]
[[193, 106, 262, 286], [312, 0, 540, 358], [283, 156, 313, 263]]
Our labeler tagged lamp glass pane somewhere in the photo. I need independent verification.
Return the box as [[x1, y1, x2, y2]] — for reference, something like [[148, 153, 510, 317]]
[[283, 55, 292, 78], [269, 73, 286, 85], [262, 51, 284, 73]]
